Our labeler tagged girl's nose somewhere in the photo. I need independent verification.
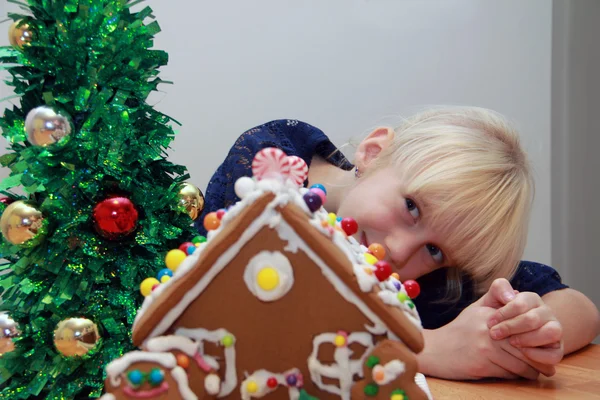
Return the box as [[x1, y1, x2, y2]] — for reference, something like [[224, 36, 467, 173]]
[[384, 229, 422, 268]]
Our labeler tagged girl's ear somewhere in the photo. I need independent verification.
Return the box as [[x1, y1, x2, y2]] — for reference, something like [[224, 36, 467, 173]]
[[354, 127, 395, 172]]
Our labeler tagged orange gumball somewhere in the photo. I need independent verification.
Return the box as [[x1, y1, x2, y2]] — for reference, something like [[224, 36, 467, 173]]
[[203, 212, 221, 231], [368, 243, 386, 261], [176, 354, 190, 369]]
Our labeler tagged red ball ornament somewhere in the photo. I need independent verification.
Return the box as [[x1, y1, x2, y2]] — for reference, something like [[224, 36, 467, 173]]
[[267, 377, 278, 389], [178, 242, 195, 253], [374, 260, 393, 282], [216, 209, 226, 220], [93, 196, 139, 240], [403, 279, 421, 299], [341, 217, 358, 236]]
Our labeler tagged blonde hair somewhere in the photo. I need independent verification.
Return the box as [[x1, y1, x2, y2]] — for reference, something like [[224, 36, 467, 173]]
[[367, 107, 534, 298]]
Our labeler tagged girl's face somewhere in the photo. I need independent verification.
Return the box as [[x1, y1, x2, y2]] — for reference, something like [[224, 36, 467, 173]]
[[337, 165, 453, 281]]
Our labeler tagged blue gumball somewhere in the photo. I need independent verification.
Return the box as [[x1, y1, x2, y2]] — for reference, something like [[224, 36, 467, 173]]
[[309, 183, 327, 195], [157, 268, 173, 281], [127, 369, 143, 387], [148, 368, 164, 386]]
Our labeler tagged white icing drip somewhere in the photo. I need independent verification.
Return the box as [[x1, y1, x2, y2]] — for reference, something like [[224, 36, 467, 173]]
[[205, 374, 221, 395], [106, 351, 176, 387], [372, 360, 406, 385], [275, 220, 391, 335], [99, 395, 115, 400], [240, 368, 301, 400], [175, 328, 237, 398], [415, 372, 434, 400], [307, 332, 374, 400], [171, 366, 199, 400], [243, 251, 294, 302], [144, 335, 199, 356], [378, 290, 422, 328]]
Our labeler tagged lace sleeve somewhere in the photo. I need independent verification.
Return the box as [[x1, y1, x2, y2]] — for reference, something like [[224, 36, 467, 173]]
[[510, 261, 569, 297]]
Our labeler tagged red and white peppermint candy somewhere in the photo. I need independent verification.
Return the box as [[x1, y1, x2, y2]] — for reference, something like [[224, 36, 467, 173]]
[[252, 148, 291, 180], [286, 156, 308, 186]]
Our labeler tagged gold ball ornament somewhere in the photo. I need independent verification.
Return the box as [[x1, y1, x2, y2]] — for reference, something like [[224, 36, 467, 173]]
[[53, 318, 101, 357], [0, 312, 19, 356], [178, 183, 205, 221], [8, 20, 33, 49], [25, 106, 73, 147], [0, 200, 48, 247]]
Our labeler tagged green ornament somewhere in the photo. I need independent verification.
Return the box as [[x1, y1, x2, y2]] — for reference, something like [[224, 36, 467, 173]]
[[366, 355, 380, 369], [364, 383, 379, 396], [221, 334, 235, 348], [192, 235, 206, 244]]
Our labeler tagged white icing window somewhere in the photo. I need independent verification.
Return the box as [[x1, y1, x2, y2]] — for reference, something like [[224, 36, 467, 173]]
[[243, 251, 294, 302]]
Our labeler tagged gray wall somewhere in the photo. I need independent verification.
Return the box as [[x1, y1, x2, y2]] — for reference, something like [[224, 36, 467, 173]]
[[552, 0, 600, 342]]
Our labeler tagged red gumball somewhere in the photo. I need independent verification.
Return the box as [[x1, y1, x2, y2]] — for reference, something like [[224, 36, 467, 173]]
[[403, 280, 421, 299], [93, 196, 139, 240], [216, 209, 226, 220], [267, 377, 278, 389], [374, 260, 393, 282], [341, 217, 358, 236], [179, 242, 195, 253]]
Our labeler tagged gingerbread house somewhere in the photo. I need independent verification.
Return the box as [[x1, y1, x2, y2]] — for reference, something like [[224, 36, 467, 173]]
[[105, 148, 433, 400]]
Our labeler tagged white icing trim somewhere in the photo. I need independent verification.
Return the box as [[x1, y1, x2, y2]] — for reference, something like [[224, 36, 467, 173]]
[[243, 251, 294, 302], [175, 328, 237, 398], [144, 335, 199, 356], [171, 366, 199, 400], [240, 368, 301, 400], [205, 374, 221, 396], [307, 332, 374, 400], [99, 395, 115, 400], [415, 372, 434, 400], [105, 351, 176, 387], [372, 360, 406, 385]]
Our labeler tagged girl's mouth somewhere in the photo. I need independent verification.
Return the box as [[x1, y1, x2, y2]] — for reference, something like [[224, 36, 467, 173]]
[[360, 231, 369, 247]]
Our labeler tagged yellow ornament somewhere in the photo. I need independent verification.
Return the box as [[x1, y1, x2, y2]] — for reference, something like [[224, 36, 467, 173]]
[[364, 253, 378, 265], [25, 106, 73, 147], [141, 277, 160, 296], [246, 381, 258, 394], [0, 200, 47, 247], [178, 183, 205, 221], [0, 312, 19, 356], [165, 249, 187, 271], [8, 20, 33, 49], [256, 267, 279, 291], [54, 318, 101, 357]]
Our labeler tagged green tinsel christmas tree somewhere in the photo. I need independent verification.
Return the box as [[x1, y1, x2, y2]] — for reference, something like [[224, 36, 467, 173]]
[[0, 1, 201, 398]]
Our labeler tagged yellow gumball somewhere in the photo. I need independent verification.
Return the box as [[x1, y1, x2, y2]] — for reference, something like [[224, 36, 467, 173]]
[[364, 253, 378, 265], [165, 249, 187, 271], [391, 394, 405, 400], [160, 275, 171, 284], [328, 213, 337, 227], [334, 335, 346, 347], [140, 277, 160, 297], [256, 267, 279, 291], [246, 381, 258, 394]]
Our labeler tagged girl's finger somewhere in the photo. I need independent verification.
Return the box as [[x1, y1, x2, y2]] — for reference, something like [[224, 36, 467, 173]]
[[508, 320, 563, 348]]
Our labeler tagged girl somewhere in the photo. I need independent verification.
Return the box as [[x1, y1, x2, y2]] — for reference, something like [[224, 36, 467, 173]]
[[196, 107, 600, 381]]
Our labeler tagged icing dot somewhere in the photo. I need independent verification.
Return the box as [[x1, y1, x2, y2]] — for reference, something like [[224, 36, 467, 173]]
[[205, 374, 221, 395], [127, 369, 143, 386], [303, 191, 322, 212], [366, 355, 380, 369], [286, 374, 297, 387], [406, 300, 415, 309], [309, 188, 327, 206], [364, 253, 378, 265], [221, 334, 235, 348], [246, 380, 258, 394], [393, 281, 401, 291], [204, 212, 221, 231], [397, 292, 410, 302], [192, 235, 206, 244], [364, 383, 379, 396], [372, 365, 386, 384], [391, 272, 400, 280], [391, 389, 407, 400], [403, 280, 421, 299], [341, 217, 358, 236], [140, 277, 160, 297], [234, 176, 256, 199], [363, 267, 373, 275], [176, 354, 190, 369], [309, 183, 327, 194], [165, 249, 187, 271], [256, 267, 279, 291], [368, 243, 386, 260], [160, 275, 171, 284], [148, 368, 164, 386], [374, 260, 393, 282], [334, 335, 347, 347], [178, 242, 194, 253], [267, 377, 278, 388]]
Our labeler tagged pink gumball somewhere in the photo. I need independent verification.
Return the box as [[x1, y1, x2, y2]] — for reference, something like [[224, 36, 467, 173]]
[[309, 188, 327, 205]]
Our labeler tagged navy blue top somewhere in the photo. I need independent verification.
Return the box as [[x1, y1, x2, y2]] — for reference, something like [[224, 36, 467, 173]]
[[197, 119, 568, 329]]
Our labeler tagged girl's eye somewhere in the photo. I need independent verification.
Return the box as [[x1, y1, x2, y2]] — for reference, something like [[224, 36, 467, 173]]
[[406, 198, 420, 219], [426, 244, 444, 264]]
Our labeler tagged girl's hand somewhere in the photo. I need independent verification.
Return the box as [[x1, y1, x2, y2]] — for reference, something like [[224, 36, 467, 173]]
[[485, 279, 564, 366]]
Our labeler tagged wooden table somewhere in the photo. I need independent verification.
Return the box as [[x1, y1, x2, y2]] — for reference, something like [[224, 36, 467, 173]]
[[426, 344, 600, 399]]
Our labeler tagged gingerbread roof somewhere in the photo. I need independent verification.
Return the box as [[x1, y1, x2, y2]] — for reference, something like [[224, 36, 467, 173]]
[[132, 178, 424, 352]]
